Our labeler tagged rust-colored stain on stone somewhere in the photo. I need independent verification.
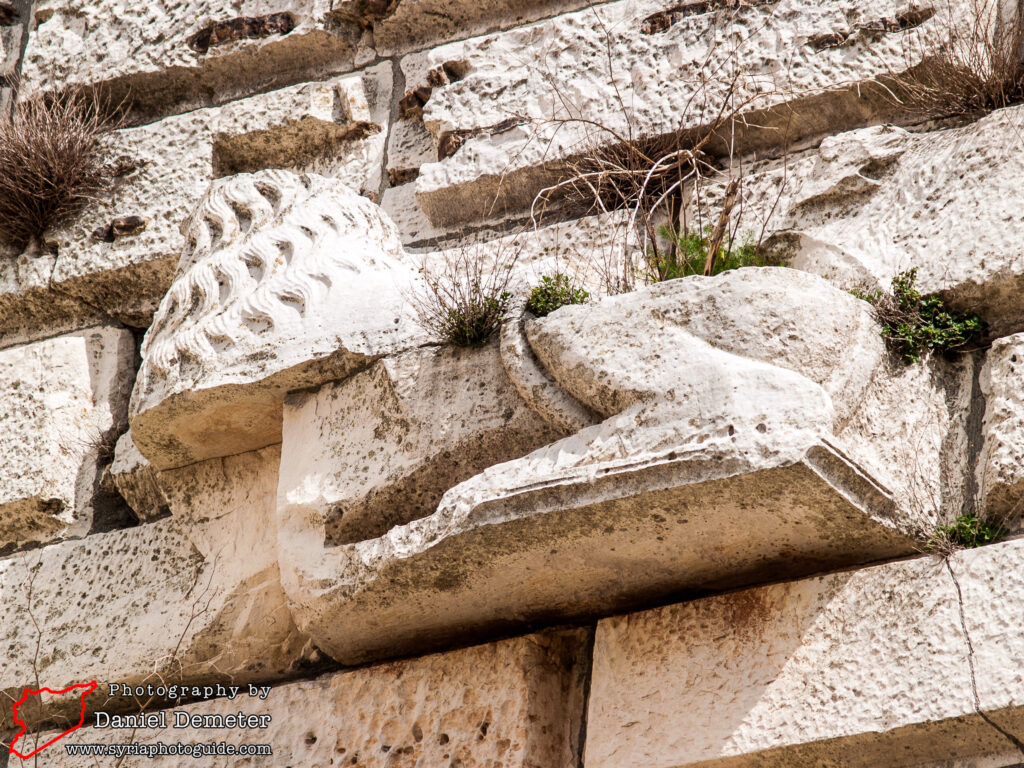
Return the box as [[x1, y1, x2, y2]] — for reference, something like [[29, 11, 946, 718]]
[[188, 13, 296, 55]]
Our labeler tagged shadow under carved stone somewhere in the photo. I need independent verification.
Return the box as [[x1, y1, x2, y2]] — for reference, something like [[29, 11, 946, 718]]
[[278, 268, 954, 666], [129, 169, 426, 470]]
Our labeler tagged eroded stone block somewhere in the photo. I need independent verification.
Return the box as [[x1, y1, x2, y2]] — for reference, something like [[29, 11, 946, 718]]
[[130, 169, 425, 470], [20, 0, 363, 120], [722, 106, 1024, 337], [406, 0, 961, 227], [0, 326, 134, 553], [32, 629, 587, 767], [976, 333, 1024, 521], [276, 267, 959, 665], [0, 447, 314, 734], [585, 540, 1024, 767]]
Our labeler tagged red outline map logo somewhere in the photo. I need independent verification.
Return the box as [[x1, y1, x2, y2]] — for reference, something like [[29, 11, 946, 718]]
[[9, 681, 98, 759]]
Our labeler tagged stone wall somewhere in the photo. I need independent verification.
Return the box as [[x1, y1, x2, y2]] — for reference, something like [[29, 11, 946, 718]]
[[3, 0, 1024, 766]]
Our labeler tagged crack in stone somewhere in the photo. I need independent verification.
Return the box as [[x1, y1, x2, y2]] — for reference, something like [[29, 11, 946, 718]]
[[946, 557, 1024, 756]]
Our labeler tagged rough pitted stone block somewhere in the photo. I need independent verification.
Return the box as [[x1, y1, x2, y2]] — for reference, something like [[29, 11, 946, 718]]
[[722, 106, 1024, 337], [0, 66, 391, 347], [35, 629, 587, 767], [20, 0, 596, 122], [20, 0, 364, 120], [276, 267, 962, 666], [976, 333, 1024, 521], [0, 447, 314, 734], [130, 169, 425, 470], [406, 0, 962, 226], [585, 540, 1024, 767], [0, 326, 134, 553]]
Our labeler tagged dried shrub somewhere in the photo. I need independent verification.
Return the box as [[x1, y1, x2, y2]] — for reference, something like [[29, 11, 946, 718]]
[[0, 93, 122, 249], [892, 0, 1024, 117], [526, 7, 785, 294], [413, 238, 521, 347]]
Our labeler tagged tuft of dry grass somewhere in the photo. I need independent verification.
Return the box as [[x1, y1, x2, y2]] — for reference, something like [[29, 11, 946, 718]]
[[412, 236, 522, 347], [0, 93, 123, 250], [892, 0, 1024, 118]]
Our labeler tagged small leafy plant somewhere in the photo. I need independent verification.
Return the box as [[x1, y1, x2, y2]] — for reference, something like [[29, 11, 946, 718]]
[[854, 269, 984, 364], [928, 513, 1006, 552], [644, 226, 762, 283], [525, 274, 589, 317]]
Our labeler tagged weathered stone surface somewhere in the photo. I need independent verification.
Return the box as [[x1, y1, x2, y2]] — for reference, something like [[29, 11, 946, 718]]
[[732, 106, 1024, 337], [0, 447, 314, 733], [0, 326, 134, 553], [415, 208, 635, 289], [408, 0, 960, 226], [108, 432, 170, 523], [585, 540, 1024, 767], [976, 334, 1024, 521], [276, 267, 960, 665], [34, 629, 587, 767], [954, 538, 1024, 736], [20, 0, 599, 122], [20, 0, 363, 120], [130, 169, 425, 470], [0, 66, 391, 348]]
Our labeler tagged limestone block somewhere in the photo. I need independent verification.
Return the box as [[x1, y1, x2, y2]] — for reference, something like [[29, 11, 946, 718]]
[[280, 344, 565, 546], [33, 629, 587, 767], [276, 267, 954, 665], [407, 0, 959, 226], [0, 447, 314, 734], [415, 208, 637, 288], [733, 106, 1024, 336], [976, 334, 1024, 520], [130, 169, 426, 470], [108, 432, 170, 523], [353, 0, 596, 57], [0, 326, 134, 553], [585, 541, 1024, 767], [19, 0, 365, 120], [953, 538, 1024, 734]]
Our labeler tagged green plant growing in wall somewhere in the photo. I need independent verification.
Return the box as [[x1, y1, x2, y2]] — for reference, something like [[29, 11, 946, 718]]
[[525, 274, 589, 317], [644, 225, 763, 283], [854, 269, 984, 364], [413, 238, 520, 348], [928, 513, 1006, 552]]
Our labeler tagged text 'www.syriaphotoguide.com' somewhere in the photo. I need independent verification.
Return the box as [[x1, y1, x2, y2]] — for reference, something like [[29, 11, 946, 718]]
[[64, 741, 273, 758]]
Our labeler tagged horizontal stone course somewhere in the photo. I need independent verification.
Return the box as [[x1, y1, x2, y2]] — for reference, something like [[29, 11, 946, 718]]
[[406, 0, 963, 227], [30, 628, 588, 767], [584, 538, 1024, 767]]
